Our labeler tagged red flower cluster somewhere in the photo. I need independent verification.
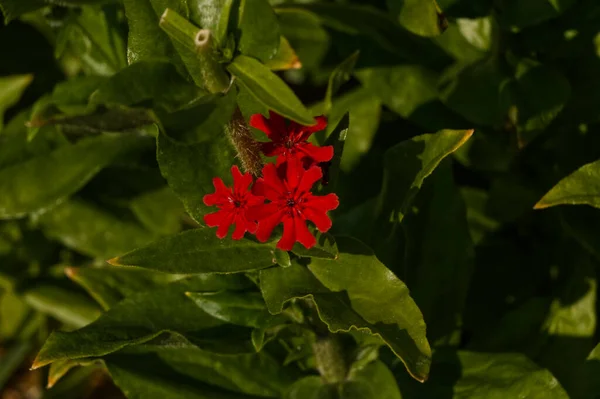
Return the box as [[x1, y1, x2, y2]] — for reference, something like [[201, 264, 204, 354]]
[[203, 111, 339, 251]]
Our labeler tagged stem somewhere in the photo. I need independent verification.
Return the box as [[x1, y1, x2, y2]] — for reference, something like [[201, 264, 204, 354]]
[[159, 9, 230, 93], [226, 108, 263, 175], [312, 335, 347, 384]]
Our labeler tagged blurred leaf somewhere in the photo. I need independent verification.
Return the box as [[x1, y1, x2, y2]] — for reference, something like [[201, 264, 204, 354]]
[[461, 187, 500, 244], [237, 0, 280, 62], [228, 55, 315, 125], [275, 8, 330, 70], [0, 74, 32, 131], [356, 65, 463, 130], [264, 36, 301, 71], [498, 0, 577, 29], [438, 57, 510, 126], [90, 61, 207, 112], [417, 351, 569, 398], [456, 16, 493, 51], [130, 186, 184, 235], [578, 343, 600, 399], [0, 341, 32, 389], [56, 7, 127, 75], [47, 358, 97, 388], [512, 59, 571, 144], [341, 361, 401, 399], [284, 376, 333, 399], [109, 228, 277, 273], [535, 158, 600, 209], [0, 0, 113, 23], [324, 51, 359, 112], [35, 199, 156, 259], [22, 282, 102, 327], [0, 134, 139, 219], [33, 277, 232, 368], [387, 0, 445, 37], [157, 126, 235, 223], [106, 336, 293, 399], [403, 162, 474, 346]]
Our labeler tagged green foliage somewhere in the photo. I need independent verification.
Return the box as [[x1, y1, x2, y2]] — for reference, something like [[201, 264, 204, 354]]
[[1, 0, 600, 398]]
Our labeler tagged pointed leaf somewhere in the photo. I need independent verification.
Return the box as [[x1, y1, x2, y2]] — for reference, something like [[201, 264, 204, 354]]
[[237, 0, 280, 62], [227, 55, 315, 125], [0, 74, 32, 131], [109, 228, 276, 274], [535, 158, 600, 209]]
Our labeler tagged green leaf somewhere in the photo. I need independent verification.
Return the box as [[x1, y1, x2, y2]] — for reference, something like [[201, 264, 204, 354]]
[[122, 0, 185, 70], [68, 265, 249, 310], [47, 358, 97, 388], [0, 0, 112, 23], [106, 336, 293, 398], [109, 228, 277, 274], [0, 342, 32, 389], [291, 232, 338, 260], [22, 282, 102, 328], [34, 199, 156, 259], [387, 0, 445, 37], [308, 237, 431, 382], [512, 59, 571, 144], [264, 37, 302, 71], [498, 0, 577, 29], [579, 343, 600, 399], [157, 127, 235, 223], [237, 0, 280, 62], [275, 8, 330, 70], [324, 51, 359, 113], [341, 361, 401, 399], [90, 61, 207, 112], [130, 186, 184, 236], [56, 7, 127, 76], [0, 134, 140, 219], [284, 376, 334, 399], [402, 162, 474, 346], [438, 57, 510, 126], [535, 158, 600, 209], [421, 351, 569, 399], [186, 291, 285, 328], [188, 0, 233, 44], [33, 278, 232, 368], [378, 129, 474, 223], [227, 55, 315, 126], [0, 74, 32, 131], [356, 65, 463, 131]]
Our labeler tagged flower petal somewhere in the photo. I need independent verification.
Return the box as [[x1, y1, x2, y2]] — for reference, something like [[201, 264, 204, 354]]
[[298, 143, 334, 163], [277, 216, 296, 251], [296, 166, 323, 194], [247, 202, 279, 221], [303, 207, 332, 232], [261, 142, 282, 157], [285, 157, 303, 189], [203, 177, 232, 206], [256, 209, 285, 242], [232, 216, 255, 240], [268, 110, 287, 134], [261, 163, 286, 196], [215, 212, 235, 239], [307, 193, 339, 212], [204, 210, 228, 227], [297, 115, 327, 141], [249, 113, 272, 136], [294, 216, 316, 249], [231, 165, 252, 196]]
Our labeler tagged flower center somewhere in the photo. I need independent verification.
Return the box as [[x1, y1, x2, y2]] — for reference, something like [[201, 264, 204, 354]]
[[286, 198, 296, 207]]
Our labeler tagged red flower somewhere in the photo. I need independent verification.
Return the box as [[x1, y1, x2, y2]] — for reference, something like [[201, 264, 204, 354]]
[[203, 166, 264, 240], [250, 111, 333, 166], [250, 158, 339, 251]]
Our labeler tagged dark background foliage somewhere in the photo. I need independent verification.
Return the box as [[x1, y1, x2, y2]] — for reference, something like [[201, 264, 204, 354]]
[[1, 0, 600, 398]]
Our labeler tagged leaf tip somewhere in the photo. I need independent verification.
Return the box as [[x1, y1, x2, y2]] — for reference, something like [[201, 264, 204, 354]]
[[533, 201, 549, 210], [106, 257, 121, 266], [30, 358, 46, 370], [64, 267, 78, 279]]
